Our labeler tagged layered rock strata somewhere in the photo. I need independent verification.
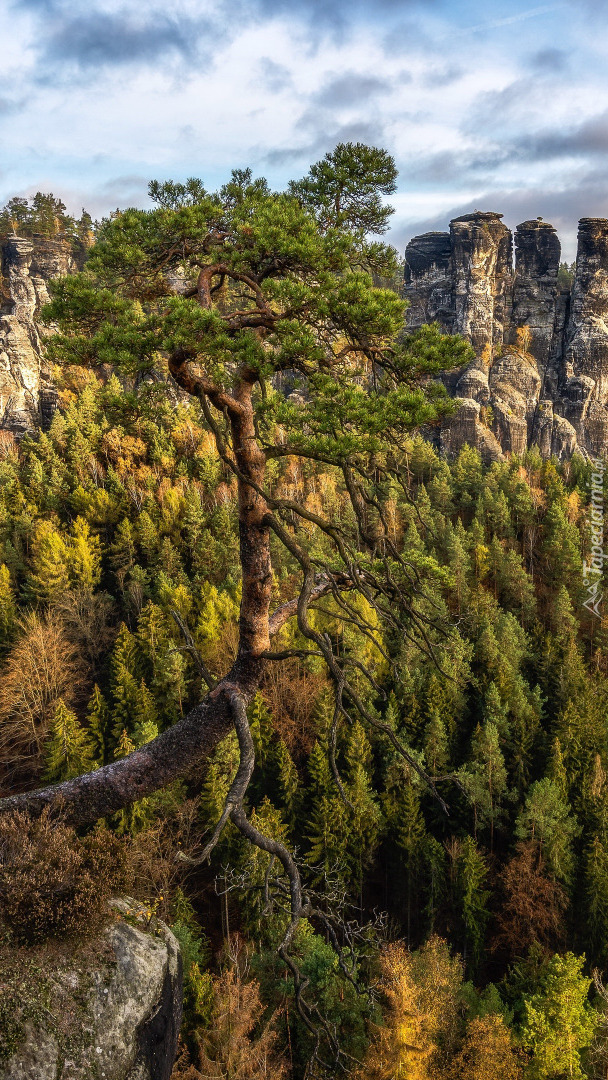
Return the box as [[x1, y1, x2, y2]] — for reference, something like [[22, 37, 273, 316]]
[[405, 213, 608, 461], [0, 235, 73, 435]]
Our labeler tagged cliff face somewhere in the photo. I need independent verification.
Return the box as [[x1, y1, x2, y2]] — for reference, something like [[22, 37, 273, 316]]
[[0, 235, 74, 435], [405, 213, 608, 461]]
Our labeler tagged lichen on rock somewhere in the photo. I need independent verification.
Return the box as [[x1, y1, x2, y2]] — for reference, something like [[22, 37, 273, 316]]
[[0, 900, 182, 1080]]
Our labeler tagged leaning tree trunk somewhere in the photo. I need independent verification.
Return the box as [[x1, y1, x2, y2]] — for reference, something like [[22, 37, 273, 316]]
[[0, 377, 274, 825]]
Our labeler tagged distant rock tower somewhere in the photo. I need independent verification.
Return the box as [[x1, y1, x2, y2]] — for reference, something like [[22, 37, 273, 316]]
[[0, 235, 75, 435], [404, 212, 608, 461]]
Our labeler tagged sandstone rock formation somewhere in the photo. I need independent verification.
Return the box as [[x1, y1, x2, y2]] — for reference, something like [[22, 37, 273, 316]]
[[0, 900, 182, 1080], [404, 213, 608, 461], [0, 235, 73, 435]]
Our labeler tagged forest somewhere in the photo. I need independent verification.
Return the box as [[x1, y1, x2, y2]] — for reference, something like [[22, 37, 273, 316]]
[[0, 154, 607, 1079]]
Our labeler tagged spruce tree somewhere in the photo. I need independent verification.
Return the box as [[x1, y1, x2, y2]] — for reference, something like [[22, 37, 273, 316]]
[[85, 684, 110, 764], [395, 781, 427, 945], [0, 564, 16, 651], [43, 700, 95, 782], [455, 836, 491, 971], [521, 953, 598, 1080]]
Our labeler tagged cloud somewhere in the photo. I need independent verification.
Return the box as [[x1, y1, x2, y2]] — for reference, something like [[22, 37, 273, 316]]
[[514, 110, 608, 160], [311, 72, 395, 108], [527, 47, 569, 71], [256, 58, 294, 93], [245, 0, 438, 35], [394, 170, 608, 262], [37, 10, 216, 71], [263, 119, 388, 168], [421, 64, 463, 88]]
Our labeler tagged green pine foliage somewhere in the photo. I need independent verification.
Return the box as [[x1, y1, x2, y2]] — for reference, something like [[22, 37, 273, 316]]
[[43, 699, 96, 781]]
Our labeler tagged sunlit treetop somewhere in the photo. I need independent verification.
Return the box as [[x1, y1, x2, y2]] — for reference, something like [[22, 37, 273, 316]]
[[43, 143, 473, 466]]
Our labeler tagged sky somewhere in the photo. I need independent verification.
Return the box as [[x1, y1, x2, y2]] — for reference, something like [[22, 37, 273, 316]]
[[0, 0, 606, 260]]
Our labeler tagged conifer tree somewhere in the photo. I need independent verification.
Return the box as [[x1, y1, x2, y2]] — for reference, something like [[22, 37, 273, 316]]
[[423, 712, 449, 775], [305, 737, 348, 881], [272, 737, 299, 830], [0, 564, 16, 651], [85, 684, 110, 764], [114, 728, 136, 759], [68, 516, 102, 592], [248, 693, 274, 770], [395, 781, 427, 945], [515, 777, 579, 885], [455, 836, 491, 970], [43, 699, 95, 782], [27, 524, 70, 603], [109, 623, 142, 747], [582, 837, 608, 964], [110, 518, 137, 589], [521, 952, 598, 1080], [460, 721, 508, 850]]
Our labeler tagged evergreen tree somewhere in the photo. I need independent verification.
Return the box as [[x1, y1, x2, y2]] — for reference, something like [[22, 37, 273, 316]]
[[43, 699, 95, 781], [272, 738, 299, 831], [0, 564, 16, 650], [305, 737, 348, 881], [395, 781, 427, 945], [521, 952, 598, 1080], [515, 777, 579, 885], [455, 836, 491, 971], [582, 837, 608, 964], [68, 516, 102, 592], [27, 524, 70, 603], [85, 684, 110, 763], [460, 721, 508, 850]]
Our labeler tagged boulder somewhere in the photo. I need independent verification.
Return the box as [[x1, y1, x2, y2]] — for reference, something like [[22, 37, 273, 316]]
[[0, 900, 182, 1080]]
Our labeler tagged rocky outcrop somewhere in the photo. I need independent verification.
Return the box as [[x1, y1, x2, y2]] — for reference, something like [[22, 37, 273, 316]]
[[510, 220, 561, 370], [0, 900, 182, 1080], [450, 212, 513, 356], [404, 213, 608, 460], [0, 235, 73, 435]]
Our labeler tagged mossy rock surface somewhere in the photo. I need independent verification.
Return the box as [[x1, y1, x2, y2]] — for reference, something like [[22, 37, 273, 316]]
[[0, 899, 182, 1080]]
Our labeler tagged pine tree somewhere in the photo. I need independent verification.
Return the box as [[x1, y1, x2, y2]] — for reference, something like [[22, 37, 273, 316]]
[[521, 952, 598, 1080], [515, 777, 579, 885], [305, 737, 348, 881], [547, 737, 568, 800], [482, 681, 509, 741], [460, 721, 508, 850], [136, 509, 159, 564], [273, 738, 299, 830], [133, 680, 159, 747], [395, 782, 427, 945], [85, 684, 110, 763], [114, 728, 136, 759], [136, 602, 186, 727], [0, 564, 17, 650], [110, 517, 136, 588], [583, 837, 608, 964], [248, 693, 274, 769], [423, 712, 449, 774], [27, 524, 70, 603], [109, 623, 142, 747], [43, 699, 95, 782], [455, 836, 491, 971], [67, 516, 102, 592], [345, 721, 383, 901]]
